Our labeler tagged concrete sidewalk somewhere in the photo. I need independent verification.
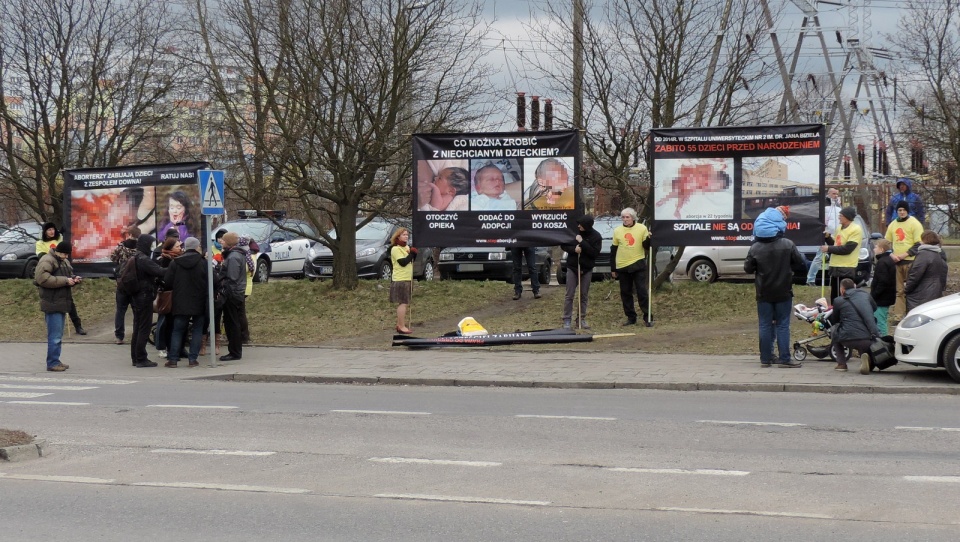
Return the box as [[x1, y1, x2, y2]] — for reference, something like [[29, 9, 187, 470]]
[[2, 340, 959, 395]]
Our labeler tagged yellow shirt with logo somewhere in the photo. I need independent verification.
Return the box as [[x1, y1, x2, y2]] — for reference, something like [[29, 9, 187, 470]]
[[612, 223, 650, 270], [391, 245, 413, 282], [831, 221, 863, 268], [884, 216, 923, 262], [36, 235, 62, 255]]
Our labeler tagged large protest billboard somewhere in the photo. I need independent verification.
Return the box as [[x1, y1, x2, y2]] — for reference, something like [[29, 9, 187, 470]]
[[63, 161, 210, 276], [412, 130, 581, 247], [649, 124, 825, 247]]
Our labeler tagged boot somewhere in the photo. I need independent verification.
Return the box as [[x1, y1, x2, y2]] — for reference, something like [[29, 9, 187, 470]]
[[199, 334, 208, 356], [215, 334, 222, 356], [562, 319, 572, 330]]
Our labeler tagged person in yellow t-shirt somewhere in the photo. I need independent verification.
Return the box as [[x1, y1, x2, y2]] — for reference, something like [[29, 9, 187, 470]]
[[389, 228, 417, 334], [820, 206, 862, 302], [885, 201, 924, 322], [610, 207, 653, 327]]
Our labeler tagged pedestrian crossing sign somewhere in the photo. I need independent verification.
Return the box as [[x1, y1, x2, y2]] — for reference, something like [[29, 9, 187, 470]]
[[197, 169, 225, 215]]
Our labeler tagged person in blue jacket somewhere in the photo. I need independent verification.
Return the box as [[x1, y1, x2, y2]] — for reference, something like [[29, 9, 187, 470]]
[[884, 178, 925, 225]]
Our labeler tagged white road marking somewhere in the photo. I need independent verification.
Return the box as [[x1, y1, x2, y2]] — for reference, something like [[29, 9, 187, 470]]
[[131, 482, 310, 494], [375, 493, 550, 506], [515, 415, 617, 421], [6, 401, 90, 406], [698, 420, 807, 427], [146, 405, 238, 409], [151, 449, 275, 457], [0, 392, 53, 398], [655, 507, 832, 519], [369, 457, 501, 467], [331, 409, 431, 415], [896, 426, 960, 432], [607, 467, 750, 476], [904, 476, 960, 483], [0, 384, 98, 391], [0, 474, 114, 484], [0, 376, 136, 385]]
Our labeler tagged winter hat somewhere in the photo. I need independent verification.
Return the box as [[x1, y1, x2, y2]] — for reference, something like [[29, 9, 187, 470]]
[[576, 214, 595, 230], [221, 231, 239, 248], [776, 205, 790, 219], [183, 237, 201, 252], [55, 241, 72, 255], [839, 206, 856, 221], [896, 200, 910, 212]]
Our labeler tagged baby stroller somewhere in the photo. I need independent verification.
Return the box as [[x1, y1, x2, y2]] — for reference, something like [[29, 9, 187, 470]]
[[791, 298, 848, 362]]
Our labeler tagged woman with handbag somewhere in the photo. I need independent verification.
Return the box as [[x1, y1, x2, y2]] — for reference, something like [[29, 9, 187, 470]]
[[153, 237, 183, 359], [162, 237, 207, 367]]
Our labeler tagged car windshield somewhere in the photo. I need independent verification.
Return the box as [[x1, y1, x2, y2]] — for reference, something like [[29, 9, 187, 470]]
[[327, 221, 395, 241], [594, 219, 619, 238], [219, 221, 271, 242], [0, 226, 39, 243]]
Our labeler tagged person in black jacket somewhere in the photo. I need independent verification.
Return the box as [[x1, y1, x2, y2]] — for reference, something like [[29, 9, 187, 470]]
[[828, 278, 880, 374], [130, 234, 166, 368], [744, 227, 807, 368], [560, 215, 602, 329], [163, 237, 208, 367], [870, 239, 896, 336]]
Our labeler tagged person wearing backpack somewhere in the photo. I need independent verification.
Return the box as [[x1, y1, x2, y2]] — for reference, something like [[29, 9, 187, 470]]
[[110, 226, 140, 345], [128, 234, 166, 368]]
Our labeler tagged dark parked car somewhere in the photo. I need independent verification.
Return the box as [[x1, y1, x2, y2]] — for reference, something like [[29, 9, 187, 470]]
[[303, 218, 436, 281], [0, 222, 42, 279], [438, 246, 552, 284]]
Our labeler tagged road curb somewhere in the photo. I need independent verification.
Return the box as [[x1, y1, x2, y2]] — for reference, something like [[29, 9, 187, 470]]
[[201, 374, 960, 395], [0, 439, 45, 462]]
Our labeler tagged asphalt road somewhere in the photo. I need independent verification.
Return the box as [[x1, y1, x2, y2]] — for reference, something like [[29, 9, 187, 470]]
[[3, 378, 960, 540]]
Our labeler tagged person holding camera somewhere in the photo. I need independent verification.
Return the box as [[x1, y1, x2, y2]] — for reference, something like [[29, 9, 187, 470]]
[[34, 241, 82, 372]]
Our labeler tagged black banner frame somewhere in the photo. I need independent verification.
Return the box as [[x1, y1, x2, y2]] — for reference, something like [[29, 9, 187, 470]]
[[411, 130, 581, 248], [649, 124, 825, 248], [63, 161, 211, 277]]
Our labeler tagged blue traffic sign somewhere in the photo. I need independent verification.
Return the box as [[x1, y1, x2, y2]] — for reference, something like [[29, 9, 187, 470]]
[[197, 169, 225, 215]]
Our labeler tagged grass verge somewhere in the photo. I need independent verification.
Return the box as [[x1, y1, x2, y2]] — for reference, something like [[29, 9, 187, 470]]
[[1, 264, 957, 355], [0, 429, 33, 447]]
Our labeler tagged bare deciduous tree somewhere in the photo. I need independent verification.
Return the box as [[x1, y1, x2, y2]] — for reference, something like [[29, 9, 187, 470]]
[[523, 0, 779, 287], [0, 0, 188, 224], [891, 0, 960, 234], [194, 0, 495, 289]]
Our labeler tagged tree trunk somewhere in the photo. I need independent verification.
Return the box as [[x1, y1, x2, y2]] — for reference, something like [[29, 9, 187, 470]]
[[331, 203, 359, 290]]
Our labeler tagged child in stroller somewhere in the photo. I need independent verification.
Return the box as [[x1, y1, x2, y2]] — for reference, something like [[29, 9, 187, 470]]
[[791, 297, 837, 361]]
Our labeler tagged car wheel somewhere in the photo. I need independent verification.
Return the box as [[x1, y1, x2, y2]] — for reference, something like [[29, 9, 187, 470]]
[[687, 258, 717, 283], [23, 258, 38, 279], [538, 259, 552, 286], [941, 334, 960, 383], [254, 258, 270, 283], [379, 260, 392, 281], [556, 267, 566, 285], [420, 259, 435, 281]]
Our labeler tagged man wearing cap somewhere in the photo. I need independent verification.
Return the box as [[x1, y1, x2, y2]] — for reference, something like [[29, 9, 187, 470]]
[[163, 237, 208, 367], [217, 232, 247, 361], [34, 241, 81, 372], [821, 206, 863, 302], [885, 200, 924, 323]]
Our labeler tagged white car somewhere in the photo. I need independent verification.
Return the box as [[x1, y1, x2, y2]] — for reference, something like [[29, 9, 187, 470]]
[[893, 293, 960, 383]]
